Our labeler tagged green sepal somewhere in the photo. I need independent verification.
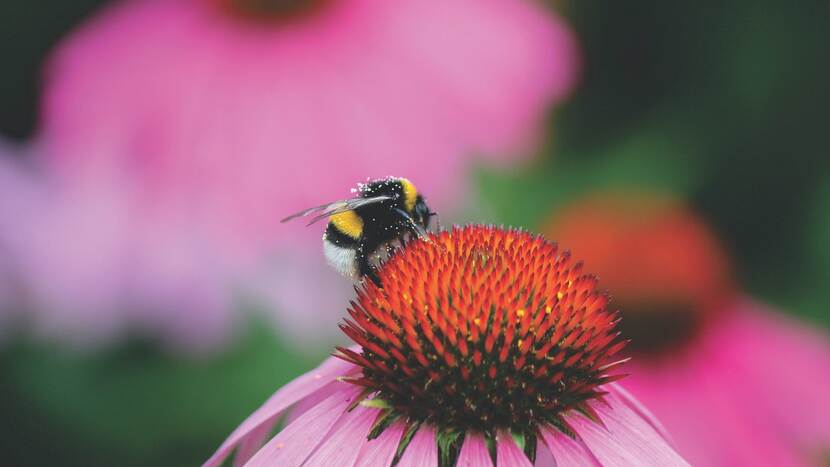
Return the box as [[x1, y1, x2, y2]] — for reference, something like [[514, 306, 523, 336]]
[[367, 409, 399, 440], [549, 416, 578, 440], [523, 432, 538, 463], [485, 433, 498, 465], [574, 403, 606, 428], [437, 428, 464, 467], [346, 388, 375, 412], [391, 420, 422, 466], [511, 431, 526, 451]]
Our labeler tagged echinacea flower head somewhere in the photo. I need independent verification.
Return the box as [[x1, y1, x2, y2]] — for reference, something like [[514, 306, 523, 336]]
[[16, 0, 579, 350], [544, 191, 830, 466], [206, 226, 689, 466]]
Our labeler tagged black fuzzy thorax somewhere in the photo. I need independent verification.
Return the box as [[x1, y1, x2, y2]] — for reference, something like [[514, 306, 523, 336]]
[[324, 178, 421, 283], [353, 179, 414, 251]]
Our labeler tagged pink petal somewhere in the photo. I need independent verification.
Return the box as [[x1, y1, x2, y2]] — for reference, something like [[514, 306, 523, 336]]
[[568, 388, 690, 466], [303, 406, 377, 466], [283, 373, 353, 425], [532, 441, 557, 467], [456, 432, 493, 467], [396, 424, 437, 467], [233, 421, 278, 467], [204, 355, 356, 467], [354, 421, 405, 467], [495, 432, 532, 467], [244, 386, 360, 467], [606, 383, 675, 446], [539, 426, 600, 466]]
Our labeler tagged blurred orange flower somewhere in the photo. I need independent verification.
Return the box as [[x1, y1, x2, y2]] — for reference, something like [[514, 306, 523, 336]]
[[544, 191, 830, 466]]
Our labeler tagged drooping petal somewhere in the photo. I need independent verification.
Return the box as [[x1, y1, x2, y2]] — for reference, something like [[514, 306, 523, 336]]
[[495, 432, 533, 467], [303, 406, 378, 466], [568, 387, 690, 466], [243, 386, 360, 467], [354, 421, 405, 467], [456, 432, 493, 467], [233, 420, 278, 467], [606, 383, 675, 445], [282, 372, 354, 425], [396, 424, 438, 467], [532, 441, 557, 467], [204, 355, 356, 467], [539, 426, 600, 467]]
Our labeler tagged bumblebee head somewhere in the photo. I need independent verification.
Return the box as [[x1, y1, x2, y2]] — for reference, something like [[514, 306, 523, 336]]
[[397, 178, 434, 229], [412, 195, 435, 229]]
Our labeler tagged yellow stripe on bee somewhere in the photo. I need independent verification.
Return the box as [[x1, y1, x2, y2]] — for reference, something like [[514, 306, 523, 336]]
[[330, 210, 364, 239], [400, 178, 417, 212]]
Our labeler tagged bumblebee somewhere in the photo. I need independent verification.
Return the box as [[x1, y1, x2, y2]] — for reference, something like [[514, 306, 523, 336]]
[[281, 177, 435, 285]]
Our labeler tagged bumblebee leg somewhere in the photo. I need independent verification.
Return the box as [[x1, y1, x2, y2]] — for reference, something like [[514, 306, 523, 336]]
[[357, 240, 382, 287], [365, 266, 382, 288], [393, 208, 428, 240]]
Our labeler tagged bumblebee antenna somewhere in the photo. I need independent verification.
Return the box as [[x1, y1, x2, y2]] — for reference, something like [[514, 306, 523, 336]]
[[393, 208, 429, 240]]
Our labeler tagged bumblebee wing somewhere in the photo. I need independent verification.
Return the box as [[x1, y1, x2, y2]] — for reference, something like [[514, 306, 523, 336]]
[[280, 195, 393, 226], [305, 195, 394, 226], [280, 203, 338, 223]]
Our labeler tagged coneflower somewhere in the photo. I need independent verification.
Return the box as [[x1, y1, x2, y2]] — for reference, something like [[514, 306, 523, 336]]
[[205, 225, 688, 466]]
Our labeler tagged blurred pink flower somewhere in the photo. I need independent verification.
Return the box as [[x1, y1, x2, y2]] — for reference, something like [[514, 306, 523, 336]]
[[0, 145, 235, 351], [623, 299, 830, 466], [0, 141, 38, 339], [10, 0, 578, 350], [544, 191, 830, 466], [40, 0, 577, 254]]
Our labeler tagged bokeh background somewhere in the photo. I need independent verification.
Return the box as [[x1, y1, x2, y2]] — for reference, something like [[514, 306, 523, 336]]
[[1, 0, 828, 466]]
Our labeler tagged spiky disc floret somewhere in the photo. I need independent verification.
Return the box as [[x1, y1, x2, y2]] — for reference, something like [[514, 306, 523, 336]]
[[337, 225, 627, 439]]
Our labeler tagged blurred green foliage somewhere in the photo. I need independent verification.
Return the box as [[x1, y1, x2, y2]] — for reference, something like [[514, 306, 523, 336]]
[[474, 123, 704, 228], [800, 176, 830, 324], [0, 0, 109, 139], [477, 0, 830, 327], [1, 0, 828, 466], [0, 318, 326, 466]]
